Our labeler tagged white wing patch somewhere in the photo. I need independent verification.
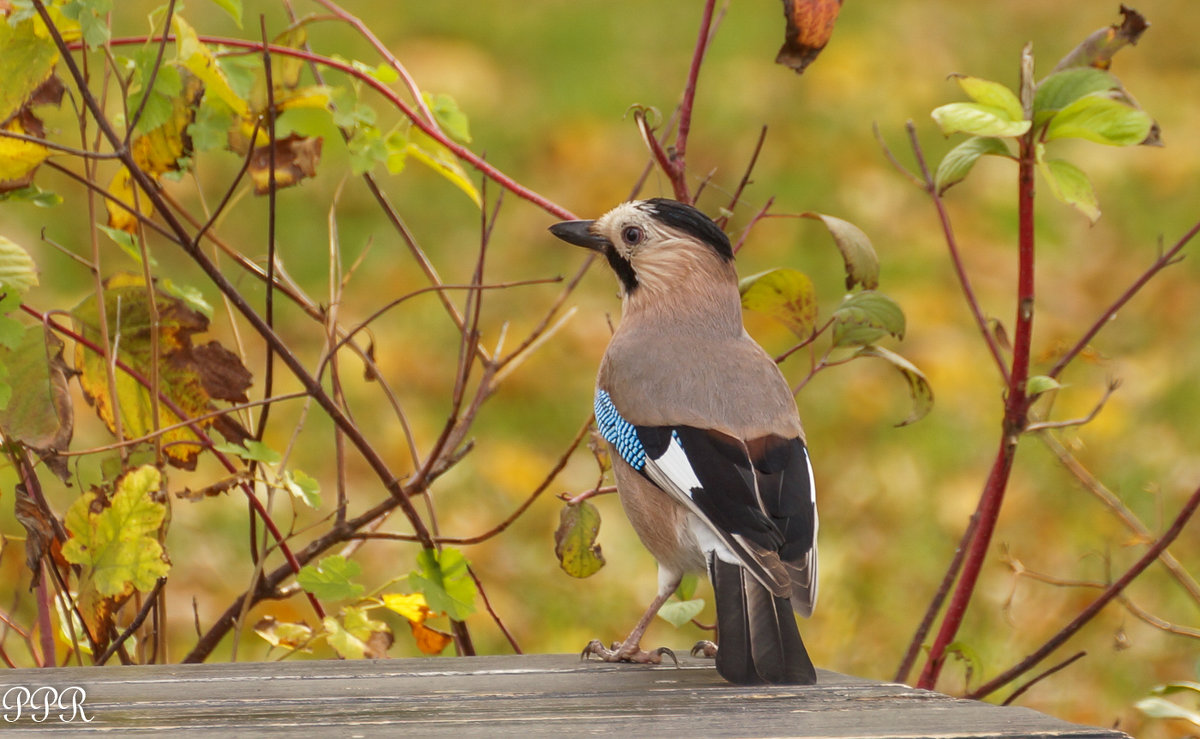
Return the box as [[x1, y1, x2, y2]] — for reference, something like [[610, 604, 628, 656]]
[[645, 433, 702, 497], [799, 445, 818, 616]]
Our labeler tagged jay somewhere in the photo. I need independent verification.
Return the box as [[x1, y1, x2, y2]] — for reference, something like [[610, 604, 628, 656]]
[[549, 198, 818, 685]]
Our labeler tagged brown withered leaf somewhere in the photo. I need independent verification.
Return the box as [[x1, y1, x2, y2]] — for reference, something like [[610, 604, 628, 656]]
[[72, 273, 254, 469], [776, 0, 843, 74], [364, 627, 395, 659], [14, 482, 60, 589], [248, 134, 323, 194], [1052, 5, 1149, 73], [176, 471, 249, 501]]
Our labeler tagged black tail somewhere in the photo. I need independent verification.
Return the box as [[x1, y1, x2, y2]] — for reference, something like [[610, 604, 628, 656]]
[[710, 556, 816, 685]]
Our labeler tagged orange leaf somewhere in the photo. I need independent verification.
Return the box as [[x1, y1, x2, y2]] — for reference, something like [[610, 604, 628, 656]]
[[776, 0, 842, 74], [409, 620, 452, 655]]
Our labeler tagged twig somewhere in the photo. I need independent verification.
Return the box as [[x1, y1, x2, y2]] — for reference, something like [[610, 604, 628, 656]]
[[966, 481, 1200, 700], [718, 125, 769, 228], [1024, 378, 1120, 432], [123, 0, 176, 140], [466, 564, 522, 654], [95, 578, 167, 665], [904, 122, 1010, 385], [1048, 217, 1200, 380], [1001, 651, 1086, 706], [1038, 429, 1200, 605]]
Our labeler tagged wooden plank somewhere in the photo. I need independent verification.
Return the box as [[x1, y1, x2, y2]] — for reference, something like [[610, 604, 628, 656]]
[[0, 654, 1130, 737]]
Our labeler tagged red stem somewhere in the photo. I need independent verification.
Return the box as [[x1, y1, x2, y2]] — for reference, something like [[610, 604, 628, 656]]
[[917, 134, 1038, 690], [669, 0, 717, 202]]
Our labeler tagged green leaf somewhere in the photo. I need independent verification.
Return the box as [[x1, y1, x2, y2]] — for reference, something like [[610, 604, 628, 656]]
[[207, 0, 243, 27], [952, 75, 1024, 121], [323, 616, 367, 659], [297, 555, 364, 602], [409, 547, 477, 621], [0, 315, 23, 350], [0, 235, 38, 295], [1025, 375, 1061, 396], [1151, 681, 1200, 696], [61, 465, 170, 596], [801, 212, 878, 290], [738, 268, 818, 339], [1037, 152, 1100, 223], [423, 92, 472, 144], [0, 326, 73, 463], [554, 500, 606, 578], [931, 102, 1031, 138], [832, 291, 905, 347], [187, 99, 236, 153], [160, 278, 213, 319], [1045, 92, 1152, 146], [676, 573, 699, 602], [285, 469, 321, 509], [61, 0, 111, 49], [99, 225, 157, 267], [0, 185, 62, 207], [934, 137, 1011, 194], [214, 439, 282, 465], [854, 345, 934, 426], [1033, 68, 1119, 126], [347, 125, 389, 176], [1136, 697, 1200, 726], [342, 604, 388, 641], [657, 598, 705, 628]]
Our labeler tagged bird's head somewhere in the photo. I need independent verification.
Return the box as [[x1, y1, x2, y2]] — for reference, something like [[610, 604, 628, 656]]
[[548, 199, 735, 301]]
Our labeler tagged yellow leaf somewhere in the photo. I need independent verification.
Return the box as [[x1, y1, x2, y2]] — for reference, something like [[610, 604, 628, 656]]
[[254, 616, 313, 650], [277, 85, 332, 112], [173, 16, 248, 118], [105, 166, 154, 234], [0, 117, 50, 192], [406, 129, 481, 207], [131, 74, 204, 176], [381, 592, 429, 623]]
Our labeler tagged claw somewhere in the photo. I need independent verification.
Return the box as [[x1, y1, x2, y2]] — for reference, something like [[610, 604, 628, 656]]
[[691, 640, 718, 658], [654, 646, 679, 667], [580, 638, 679, 666]]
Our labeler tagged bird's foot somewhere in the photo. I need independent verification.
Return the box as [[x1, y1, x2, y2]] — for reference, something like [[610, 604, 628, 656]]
[[581, 639, 679, 666], [690, 640, 718, 658]]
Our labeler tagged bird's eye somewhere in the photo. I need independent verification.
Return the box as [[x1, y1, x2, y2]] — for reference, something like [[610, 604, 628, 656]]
[[621, 226, 643, 246]]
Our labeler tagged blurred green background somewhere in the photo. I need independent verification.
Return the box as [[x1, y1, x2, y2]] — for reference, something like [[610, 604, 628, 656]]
[[2, 0, 1199, 736]]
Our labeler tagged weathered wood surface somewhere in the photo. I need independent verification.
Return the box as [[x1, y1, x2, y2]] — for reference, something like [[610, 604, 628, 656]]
[[0, 654, 1129, 737]]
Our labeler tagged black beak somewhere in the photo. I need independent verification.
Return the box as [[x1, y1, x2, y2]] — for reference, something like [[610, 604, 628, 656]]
[[548, 220, 608, 251]]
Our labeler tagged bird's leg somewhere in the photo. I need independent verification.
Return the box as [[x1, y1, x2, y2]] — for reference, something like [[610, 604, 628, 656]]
[[690, 640, 718, 658], [582, 574, 681, 665]]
